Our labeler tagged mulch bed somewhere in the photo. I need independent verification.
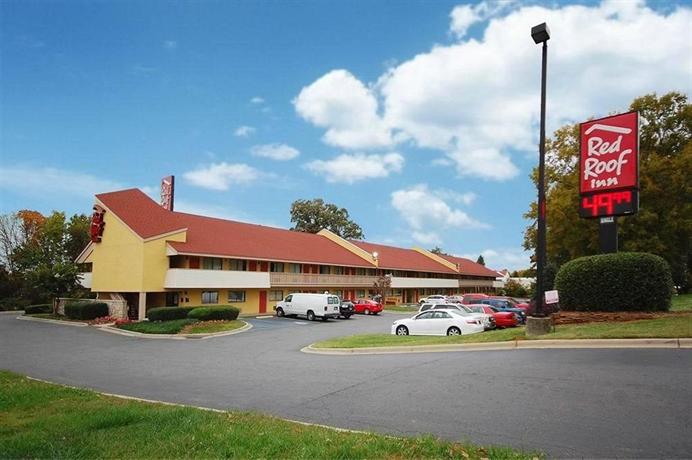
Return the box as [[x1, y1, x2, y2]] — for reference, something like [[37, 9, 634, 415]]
[[552, 310, 691, 325]]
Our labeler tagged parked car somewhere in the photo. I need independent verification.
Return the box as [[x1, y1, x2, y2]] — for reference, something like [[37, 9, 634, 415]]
[[419, 303, 495, 330], [478, 298, 526, 324], [274, 293, 341, 321], [418, 294, 447, 305], [339, 301, 354, 319], [467, 304, 518, 328], [492, 296, 530, 313], [445, 295, 465, 304], [352, 299, 383, 315], [461, 293, 489, 304], [391, 309, 484, 336]]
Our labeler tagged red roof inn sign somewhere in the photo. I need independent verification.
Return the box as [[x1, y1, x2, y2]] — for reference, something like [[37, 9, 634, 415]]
[[579, 111, 639, 218]]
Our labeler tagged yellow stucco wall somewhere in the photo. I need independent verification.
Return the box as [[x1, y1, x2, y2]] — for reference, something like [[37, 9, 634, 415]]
[[178, 288, 262, 315], [90, 206, 186, 293]]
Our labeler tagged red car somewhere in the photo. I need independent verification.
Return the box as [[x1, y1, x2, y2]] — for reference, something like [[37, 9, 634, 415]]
[[467, 304, 518, 328], [461, 293, 489, 305], [352, 299, 383, 315]]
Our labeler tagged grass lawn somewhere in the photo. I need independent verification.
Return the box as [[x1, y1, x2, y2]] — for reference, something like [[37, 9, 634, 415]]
[[0, 371, 538, 459], [313, 316, 692, 348], [117, 318, 197, 334], [384, 304, 419, 313], [180, 320, 246, 334], [671, 293, 692, 311]]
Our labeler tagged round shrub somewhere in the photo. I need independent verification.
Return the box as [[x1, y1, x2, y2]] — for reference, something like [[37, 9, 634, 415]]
[[25, 304, 52, 315], [64, 301, 109, 320], [187, 306, 240, 321], [554, 252, 673, 312], [147, 307, 189, 322]]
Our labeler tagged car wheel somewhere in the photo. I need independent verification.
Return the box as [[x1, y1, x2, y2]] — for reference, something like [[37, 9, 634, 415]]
[[344, 314, 351, 319], [307, 310, 315, 321], [447, 326, 462, 336], [276, 307, 284, 317], [395, 325, 409, 336], [364, 308, 370, 315]]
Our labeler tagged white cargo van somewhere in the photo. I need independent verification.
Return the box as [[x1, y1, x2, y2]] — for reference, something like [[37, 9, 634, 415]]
[[274, 293, 341, 321]]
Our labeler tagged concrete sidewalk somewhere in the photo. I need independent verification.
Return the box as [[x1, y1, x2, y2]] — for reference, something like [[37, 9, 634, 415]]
[[304, 337, 692, 355]]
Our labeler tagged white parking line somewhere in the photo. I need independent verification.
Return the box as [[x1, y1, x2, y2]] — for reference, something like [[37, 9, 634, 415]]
[[294, 321, 308, 325]]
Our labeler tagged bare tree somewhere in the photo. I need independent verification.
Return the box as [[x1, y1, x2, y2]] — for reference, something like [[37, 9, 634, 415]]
[[0, 213, 22, 271]]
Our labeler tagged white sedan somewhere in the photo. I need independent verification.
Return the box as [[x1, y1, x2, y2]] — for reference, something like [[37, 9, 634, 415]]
[[391, 309, 484, 336]]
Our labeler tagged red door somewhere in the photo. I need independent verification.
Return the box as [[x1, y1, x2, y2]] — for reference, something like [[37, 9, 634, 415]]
[[260, 261, 269, 272], [259, 290, 267, 314], [189, 257, 200, 269], [249, 260, 257, 271]]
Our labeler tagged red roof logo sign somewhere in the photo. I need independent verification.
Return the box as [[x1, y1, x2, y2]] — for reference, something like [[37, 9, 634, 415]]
[[579, 111, 638, 194]]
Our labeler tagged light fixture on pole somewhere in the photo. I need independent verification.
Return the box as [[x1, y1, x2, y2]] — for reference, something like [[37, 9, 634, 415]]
[[531, 22, 549, 319]]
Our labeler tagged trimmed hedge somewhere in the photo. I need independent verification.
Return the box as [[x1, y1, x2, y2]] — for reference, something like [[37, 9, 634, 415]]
[[554, 252, 673, 312], [25, 304, 52, 315], [64, 302, 109, 320], [187, 306, 240, 321], [147, 307, 189, 322]]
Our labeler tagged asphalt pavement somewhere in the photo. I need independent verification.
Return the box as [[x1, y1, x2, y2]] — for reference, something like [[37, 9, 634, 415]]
[[2, 311, 691, 458]]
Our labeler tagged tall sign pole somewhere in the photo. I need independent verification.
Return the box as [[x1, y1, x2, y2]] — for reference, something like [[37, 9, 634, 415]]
[[531, 23, 550, 317], [161, 175, 175, 211]]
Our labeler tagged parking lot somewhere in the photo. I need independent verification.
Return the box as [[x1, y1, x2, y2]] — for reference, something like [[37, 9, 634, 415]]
[[2, 311, 692, 458]]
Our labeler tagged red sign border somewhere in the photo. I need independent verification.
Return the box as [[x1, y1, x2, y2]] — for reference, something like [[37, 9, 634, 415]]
[[578, 110, 639, 195]]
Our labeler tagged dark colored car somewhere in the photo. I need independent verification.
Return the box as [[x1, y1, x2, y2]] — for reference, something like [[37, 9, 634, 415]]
[[492, 296, 530, 313], [467, 304, 518, 328], [353, 299, 383, 315], [478, 298, 526, 324], [339, 301, 354, 319]]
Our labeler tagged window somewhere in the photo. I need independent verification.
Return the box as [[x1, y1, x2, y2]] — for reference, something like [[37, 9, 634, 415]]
[[333, 266, 344, 275], [285, 295, 293, 302], [416, 311, 434, 319], [288, 263, 302, 273], [356, 290, 365, 298], [432, 311, 451, 319], [356, 268, 366, 275], [228, 259, 247, 271], [269, 290, 283, 301], [319, 265, 330, 274], [328, 296, 340, 304], [227, 290, 246, 303], [202, 258, 223, 270], [270, 262, 284, 272], [202, 291, 219, 304]]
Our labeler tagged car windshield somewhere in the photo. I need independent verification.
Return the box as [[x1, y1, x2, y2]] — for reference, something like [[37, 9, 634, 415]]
[[448, 310, 470, 317]]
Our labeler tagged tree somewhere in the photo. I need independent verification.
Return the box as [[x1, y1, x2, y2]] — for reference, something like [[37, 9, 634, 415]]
[[290, 198, 364, 239], [372, 274, 392, 303], [65, 214, 91, 262], [476, 255, 485, 266], [523, 92, 691, 291], [504, 279, 528, 298]]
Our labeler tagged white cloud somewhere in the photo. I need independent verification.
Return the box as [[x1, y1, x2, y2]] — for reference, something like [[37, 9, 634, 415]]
[[434, 189, 477, 205], [234, 125, 256, 137], [391, 184, 488, 245], [0, 166, 124, 198], [459, 248, 531, 271], [306, 152, 404, 184], [297, 1, 692, 181], [183, 162, 260, 191], [294, 69, 393, 149], [251, 143, 300, 161], [250, 97, 265, 104]]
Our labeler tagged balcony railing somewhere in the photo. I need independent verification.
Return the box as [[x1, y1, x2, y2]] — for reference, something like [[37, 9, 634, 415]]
[[270, 273, 378, 287], [165, 269, 271, 289], [389, 277, 459, 289]]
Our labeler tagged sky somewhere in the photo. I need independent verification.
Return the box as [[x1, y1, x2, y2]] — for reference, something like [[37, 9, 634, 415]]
[[1, 0, 690, 270]]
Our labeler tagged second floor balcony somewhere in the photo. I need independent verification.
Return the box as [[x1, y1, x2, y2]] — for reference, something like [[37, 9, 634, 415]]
[[269, 272, 378, 287]]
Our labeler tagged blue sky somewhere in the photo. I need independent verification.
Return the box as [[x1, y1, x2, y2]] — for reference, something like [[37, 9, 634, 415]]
[[1, 0, 690, 270]]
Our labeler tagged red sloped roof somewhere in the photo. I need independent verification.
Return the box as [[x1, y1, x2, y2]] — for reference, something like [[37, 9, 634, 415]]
[[351, 241, 458, 274], [96, 189, 374, 267], [439, 254, 500, 278]]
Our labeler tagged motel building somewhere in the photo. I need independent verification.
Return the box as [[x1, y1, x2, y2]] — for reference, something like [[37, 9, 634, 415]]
[[76, 188, 502, 320]]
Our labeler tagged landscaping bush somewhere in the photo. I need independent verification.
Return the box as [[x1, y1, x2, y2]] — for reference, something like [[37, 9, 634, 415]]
[[147, 307, 189, 322], [0, 297, 30, 311], [554, 252, 673, 312], [25, 304, 52, 315], [187, 306, 240, 321], [64, 302, 109, 320]]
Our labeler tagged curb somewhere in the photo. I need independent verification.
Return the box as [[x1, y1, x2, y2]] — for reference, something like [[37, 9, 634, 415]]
[[16, 315, 88, 327], [97, 321, 253, 340], [302, 338, 691, 355]]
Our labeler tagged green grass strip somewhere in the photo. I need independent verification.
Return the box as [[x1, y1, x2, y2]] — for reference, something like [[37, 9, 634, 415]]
[[117, 318, 197, 334], [181, 320, 246, 334], [671, 293, 692, 312], [313, 316, 692, 348], [0, 371, 539, 459]]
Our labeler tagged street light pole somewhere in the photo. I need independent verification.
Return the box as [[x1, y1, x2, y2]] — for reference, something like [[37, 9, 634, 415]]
[[531, 22, 550, 319]]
